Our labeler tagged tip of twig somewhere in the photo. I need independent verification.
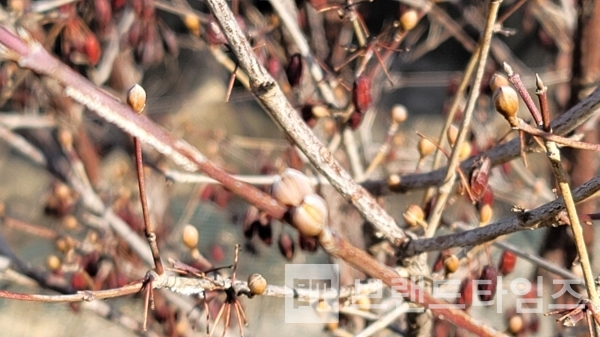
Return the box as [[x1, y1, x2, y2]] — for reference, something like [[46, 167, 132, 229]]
[[502, 62, 513, 76], [535, 74, 546, 91]]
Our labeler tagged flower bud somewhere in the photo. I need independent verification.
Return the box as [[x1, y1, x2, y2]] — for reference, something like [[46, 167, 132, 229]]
[[443, 254, 459, 274], [271, 168, 313, 207], [182, 224, 199, 250], [400, 9, 418, 31], [184, 14, 201, 37], [403, 204, 425, 228], [127, 84, 146, 113], [489, 73, 509, 92], [356, 297, 371, 311], [459, 142, 471, 160], [418, 138, 435, 158], [493, 86, 519, 127], [47, 255, 61, 272], [507, 314, 524, 334], [292, 194, 327, 237], [248, 273, 267, 295], [446, 125, 458, 146], [479, 203, 493, 226], [391, 104, 408, 124]]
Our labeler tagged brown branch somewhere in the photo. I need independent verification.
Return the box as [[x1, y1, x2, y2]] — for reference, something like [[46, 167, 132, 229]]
[[203, 0, 407, 245], [402, 173, 600, 257], [361, 85, 600, 195]]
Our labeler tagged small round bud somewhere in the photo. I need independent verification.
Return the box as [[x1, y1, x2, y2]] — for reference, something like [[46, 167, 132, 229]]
[[418, 138, 436, 158], [446, 125, 458, 146], [63, 215, 79, 230], [479, 203, 493, 226], [493, 86, 519, 127], [292, 194, 328, 237], [356, 297, 371, 311], [391, 104, 408, 124], [184, 15, 201, 37], [507, 314, 524, 334], [388, 174, 401, 187], [182, 224, 199, 250], [489, 73, 509, 92], [57, 129, 74, 151], [311, 105, 330, 119], [400, 9, 418, 31], [403, 204, 425, 228], [47, 255, 61, 272], [127, 84, 146, 113], [248, 273, 267, 295], [443, 254, 459, 274], [271, 168, 313, 207], [459, 142, 471, 160]]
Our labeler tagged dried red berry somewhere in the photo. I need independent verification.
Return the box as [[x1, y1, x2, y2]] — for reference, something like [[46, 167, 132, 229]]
[[257, 221, 273, 245], [477, 265, 498, 302], [285, 53, 303, 87], [278, 232, 295, 260], [469, 157, 491, 202], [348, 111, 363, 130], [206, 17, 227, 45], [352, 75, 372, 114], [456, 276, 473, 310], [498, 250, 517, 275], [299, 234, 318, 252]]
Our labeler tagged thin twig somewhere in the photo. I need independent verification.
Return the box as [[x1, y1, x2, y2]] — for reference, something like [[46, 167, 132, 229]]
[[426, 0, 502, 237], [402, 172, 600, 256], [535, 76, 600, 317]]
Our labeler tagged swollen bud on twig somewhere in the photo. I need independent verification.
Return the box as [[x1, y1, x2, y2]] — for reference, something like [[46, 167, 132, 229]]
[[446, 125, 458, 146], [248, 273, 267, 295], [399, 9, 418, 31], [479, 203, 493, 226], [182, 224, 199, 250], [403, 204, 425, 228], [184, 15, 201, 37], [489, 73, 509, 92], [391, 104, 408, 124], [127, 84, 146, 113], [418, 138, 436, 158], [292, 194, 327, 237], [443, 254, 459, 275], [271, 168, 313, 207], [493, 86, 519, 127]]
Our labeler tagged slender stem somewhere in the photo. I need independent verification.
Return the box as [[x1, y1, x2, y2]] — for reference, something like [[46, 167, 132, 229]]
[[134, 138, 164, 275], [535, 76, 600, 316], [426, 0, 502, 237], [503, 62, 542, 126], [423, 48, 478, 205]]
